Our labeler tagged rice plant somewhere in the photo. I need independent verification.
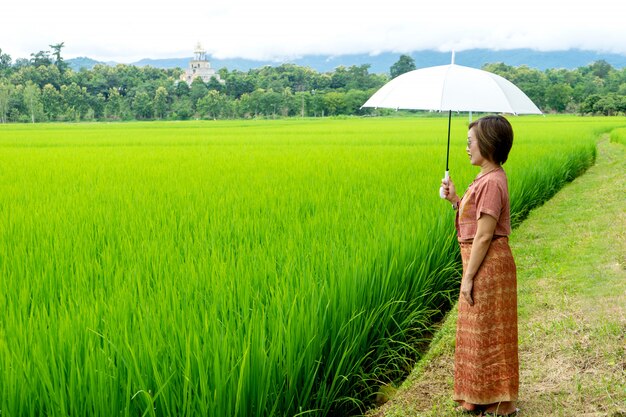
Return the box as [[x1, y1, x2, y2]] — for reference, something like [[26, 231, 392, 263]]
[[610, 126, 626, 145], [0, 116, 624, 416]]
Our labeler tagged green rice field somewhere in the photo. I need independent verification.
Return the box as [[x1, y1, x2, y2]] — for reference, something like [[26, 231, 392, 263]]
[[1, 116, 624, 416]]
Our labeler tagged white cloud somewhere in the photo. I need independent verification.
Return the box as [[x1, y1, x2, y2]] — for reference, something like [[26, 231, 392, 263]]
[[2, 0, 625, 62]]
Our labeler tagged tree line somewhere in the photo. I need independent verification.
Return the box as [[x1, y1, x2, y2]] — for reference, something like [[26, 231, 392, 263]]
[[1, 44, 625, 123]]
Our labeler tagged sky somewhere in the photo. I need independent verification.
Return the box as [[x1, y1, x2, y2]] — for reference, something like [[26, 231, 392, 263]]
[[2, 0, 625, 63]]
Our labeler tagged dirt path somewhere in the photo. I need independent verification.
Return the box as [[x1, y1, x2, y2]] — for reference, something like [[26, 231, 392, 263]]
[[369, 139, 626, 417]]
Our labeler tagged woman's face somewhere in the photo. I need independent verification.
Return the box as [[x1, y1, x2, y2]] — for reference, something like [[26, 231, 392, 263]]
[[466, 127, 485, 167]]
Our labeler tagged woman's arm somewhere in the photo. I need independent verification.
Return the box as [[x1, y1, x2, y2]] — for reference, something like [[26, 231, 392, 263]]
[[461, 213, 497, 306]]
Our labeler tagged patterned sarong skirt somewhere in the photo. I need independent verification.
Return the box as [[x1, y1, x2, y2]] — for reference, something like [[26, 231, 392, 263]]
[[454, 237, 519, 404]]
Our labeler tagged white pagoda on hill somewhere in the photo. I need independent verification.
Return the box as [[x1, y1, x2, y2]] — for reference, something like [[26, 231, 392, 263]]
[[180, 43, 223, 85]]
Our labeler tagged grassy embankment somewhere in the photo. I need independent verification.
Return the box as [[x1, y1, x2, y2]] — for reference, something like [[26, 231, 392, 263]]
[[369, 135, 626, 417]]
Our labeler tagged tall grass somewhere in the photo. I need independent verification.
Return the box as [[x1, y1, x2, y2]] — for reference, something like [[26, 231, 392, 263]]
[[610, 126, 626, 145], [0, 116, 624, 416]]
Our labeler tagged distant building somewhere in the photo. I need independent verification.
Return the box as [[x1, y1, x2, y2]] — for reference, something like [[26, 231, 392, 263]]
[[180, 43, 224, 85]]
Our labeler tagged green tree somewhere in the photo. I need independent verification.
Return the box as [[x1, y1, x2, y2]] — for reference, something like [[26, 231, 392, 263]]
[[344, 89, 372, 115], [30, 50, 52, 67], [245, 89, 264, 117], [259, 89, 283, 117], [0, 83, 10, 123], [7, 48, 626, 121], [237, 92, 254, 117], [224, 70, 255, 99], [206, 76, 224, 93], [61, 83, 89, 120], [175, 81, 190, 97], [0, 48, 12, 76], [323, 91, 346, 115], [171, 96, 193, 120], [616, 95, 626, 114], [154, 86, 169, 119], [390, 55, 416, 79], [105, 88, 123, 119], [545, 83, 573, 113], [41, 83, 62, 120], [293, 91, 308, 117], [90, 93, 106, 120], [593, 93, 619, 115], [310, 91, 326, 117], [588, 60, 612, 79], [133, 91, 153, 119], [36, 65, 63, 88], [23, 82, 43, 123], [13, 58, 30, 69], [189, 77, 208, 107], [341, 64, 384, 90], [13, 64, 62, 88], [83, 64, 117, 97], [49, 42, 69, 73], [280, 87, 298, 116], [197, 90, 224, 119], [329, 66, 351, 90], [580, 94, 602, 115], [573, 76, 604, 103]]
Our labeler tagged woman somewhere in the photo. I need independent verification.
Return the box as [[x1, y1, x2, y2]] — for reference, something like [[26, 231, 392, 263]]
[[441, 115, 519, 416]]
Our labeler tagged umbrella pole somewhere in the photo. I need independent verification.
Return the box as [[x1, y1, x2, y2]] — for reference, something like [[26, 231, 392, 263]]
[[445, 110, 451, 172], [439, 110, 452, 199]]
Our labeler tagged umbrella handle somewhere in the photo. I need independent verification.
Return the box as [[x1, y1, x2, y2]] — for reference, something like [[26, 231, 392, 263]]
[[439, 171, 449, 199]]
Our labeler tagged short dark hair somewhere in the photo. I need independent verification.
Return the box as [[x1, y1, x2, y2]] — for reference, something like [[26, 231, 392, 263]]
[[469, 115, 514, 165]]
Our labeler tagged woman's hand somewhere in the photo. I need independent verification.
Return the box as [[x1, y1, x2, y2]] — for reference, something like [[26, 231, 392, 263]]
[[460, 276, 474, 306], [441, 176, 459, 204]]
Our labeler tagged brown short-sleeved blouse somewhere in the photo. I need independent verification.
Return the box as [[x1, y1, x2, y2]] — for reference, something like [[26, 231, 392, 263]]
[[455, 167, 511, 242]]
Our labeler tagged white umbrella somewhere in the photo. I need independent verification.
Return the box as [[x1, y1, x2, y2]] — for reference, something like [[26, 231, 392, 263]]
[[362, 52, 542, 197]]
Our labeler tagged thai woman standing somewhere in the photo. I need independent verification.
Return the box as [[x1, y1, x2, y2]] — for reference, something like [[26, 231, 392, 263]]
[[441, 115, 519, 416]]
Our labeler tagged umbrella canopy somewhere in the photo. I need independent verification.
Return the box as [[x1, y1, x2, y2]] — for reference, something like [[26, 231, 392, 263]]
[[362, 62, 542, 115], [361, 55, 542, 198]]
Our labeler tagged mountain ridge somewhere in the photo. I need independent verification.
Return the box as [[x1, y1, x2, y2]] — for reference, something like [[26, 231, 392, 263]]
[[67, 48, 626, 73]]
